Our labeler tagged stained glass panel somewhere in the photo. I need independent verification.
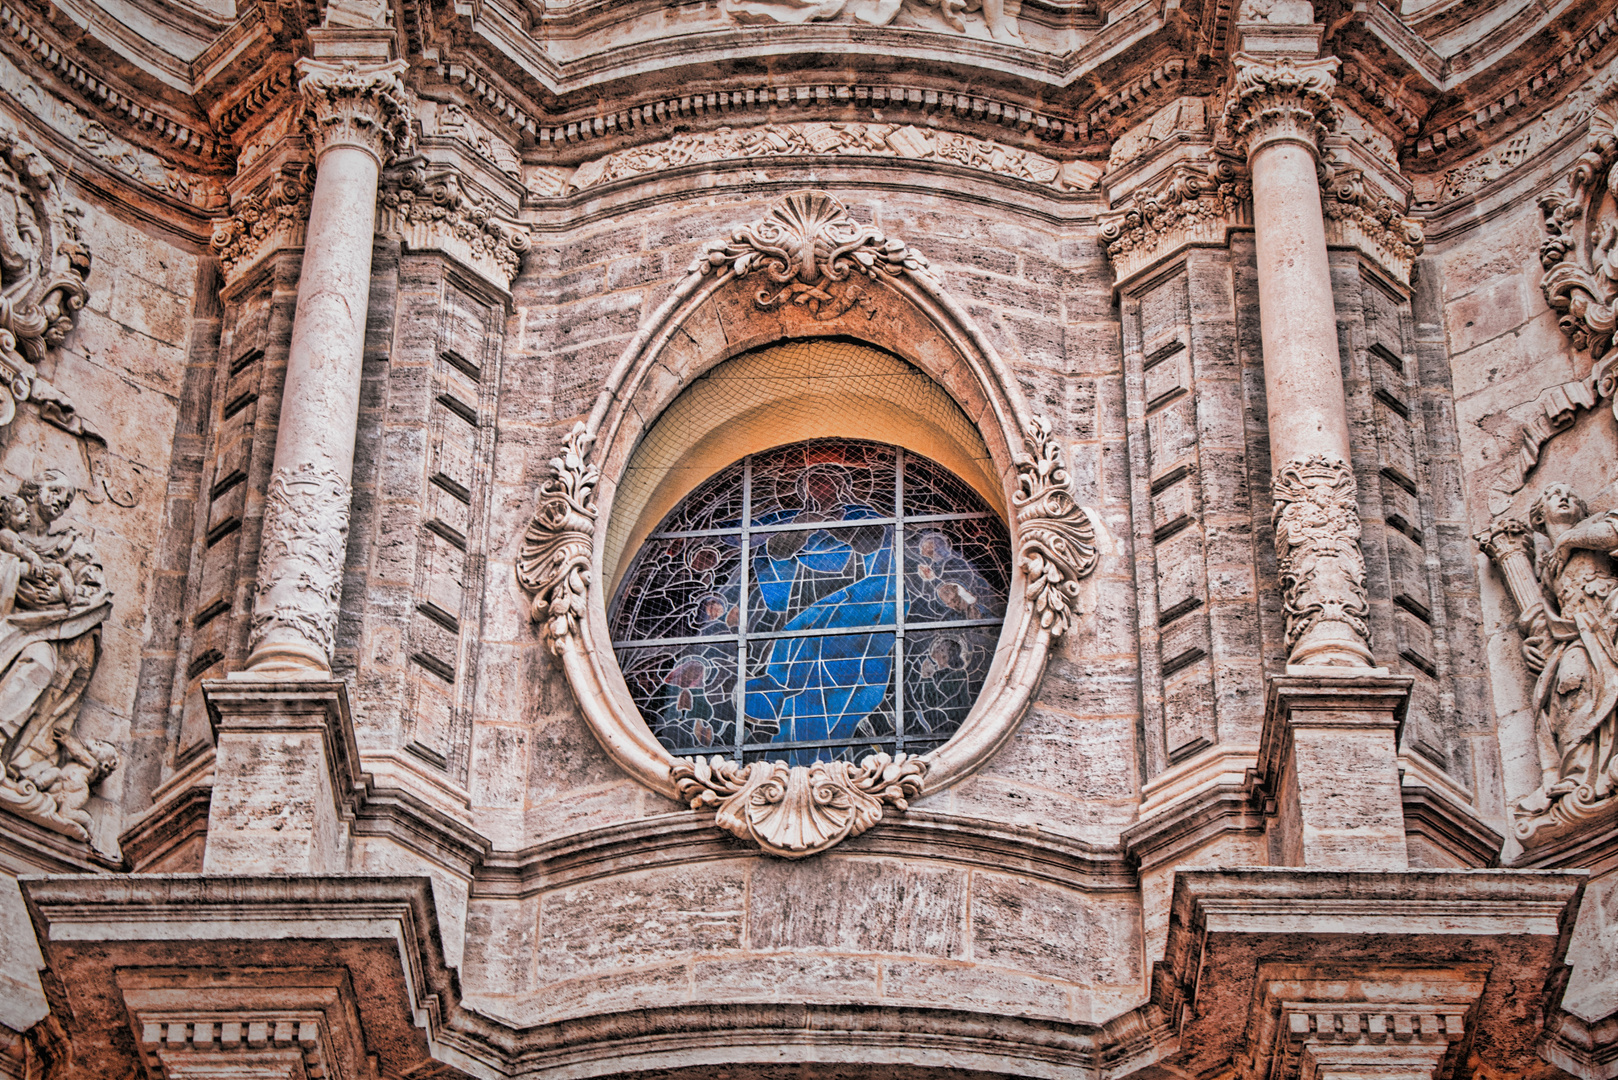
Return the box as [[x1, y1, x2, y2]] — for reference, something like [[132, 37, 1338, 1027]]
[[609, 437, 1011, 765]]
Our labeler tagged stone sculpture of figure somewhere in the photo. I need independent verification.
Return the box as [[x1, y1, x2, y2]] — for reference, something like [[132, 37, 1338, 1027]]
[[0, 469, 114, 846], [723, 0, 1022, 43], [1510, 482, 1618, 832]]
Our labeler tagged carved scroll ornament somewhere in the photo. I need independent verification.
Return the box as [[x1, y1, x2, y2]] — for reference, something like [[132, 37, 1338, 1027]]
[[693, 190, 940, 314], [1097, 156, 1251, 283], [1539, 90, 1618, 363], [516, 422, 598, 655], [1272, 456, 1373, 667], [210, 164, 313, 278], [0, 126, 93, 431], [378, 159, 531, 287], [1014, 416, 1099, 638], [671, 753, 926, 858]]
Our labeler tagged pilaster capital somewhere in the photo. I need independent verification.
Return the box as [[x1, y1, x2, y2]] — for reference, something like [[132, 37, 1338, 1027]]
[[1223, 53, 1339, 158], [377, 159, 530, 290], [296, 53, 414, 166]]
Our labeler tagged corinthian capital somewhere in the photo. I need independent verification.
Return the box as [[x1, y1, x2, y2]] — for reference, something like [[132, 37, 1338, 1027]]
[[1223, 53, 1339, 158], [297, 56, 414, 165]]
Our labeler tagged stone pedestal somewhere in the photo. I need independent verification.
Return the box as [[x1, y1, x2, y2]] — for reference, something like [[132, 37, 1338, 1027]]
[[1259, 673, 1412, 869], [199, 679, 365, 875]]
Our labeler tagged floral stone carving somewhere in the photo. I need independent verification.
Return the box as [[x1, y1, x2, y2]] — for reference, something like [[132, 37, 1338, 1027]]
[[721, 0, 1022, 43], [671, 752, 926, 858], [0, 471, 116, 850], [378, 159, 531, 288], [516, 422, 598, 655], [1477, 485, 1618, 845], [210, 164, 313, 279], [693, 190, 940, 315], [1014, 416, 1099, 638], [0, 125, 93, 431], [1098, 156, 1251, 284], [1272, 456, 1373, 667], [297, 56, 414, 163], [1540, 85, 1618, 362], [247, 463, 352, 668], [1223, 53, 1339, 152]]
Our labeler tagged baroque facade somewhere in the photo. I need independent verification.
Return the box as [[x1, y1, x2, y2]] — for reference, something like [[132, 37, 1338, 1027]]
[[0, 0, 1617, 1076]]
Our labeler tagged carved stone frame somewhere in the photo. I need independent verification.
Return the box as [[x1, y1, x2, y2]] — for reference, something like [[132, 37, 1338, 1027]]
[[518, 192, 1101, 856]]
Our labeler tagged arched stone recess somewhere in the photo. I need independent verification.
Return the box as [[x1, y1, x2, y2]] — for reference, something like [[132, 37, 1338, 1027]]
[[518, 191, 1105, 857]]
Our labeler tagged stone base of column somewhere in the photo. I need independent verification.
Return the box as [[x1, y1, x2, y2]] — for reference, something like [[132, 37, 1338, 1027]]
[[1258, 671, 1412, 869], [199, 678, 367, 876], [1153, 869, 1586, 1080]]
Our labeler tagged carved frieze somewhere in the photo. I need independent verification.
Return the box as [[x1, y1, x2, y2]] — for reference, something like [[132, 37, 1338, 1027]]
[[377, 159, 531, 288], [0, 471, 116, 850], [210, 164, 313, 280], [516, 422, 597, 655], [247, 463, 352, 669], [1014, 416, 1099, 638], [1272, 456, 1374, 667], [671, 752, 926, 858], [1477, 485, 1618, 846], [559, 122, 1100, 194], [1539, 80, 1618, 361], [1097, 156, 1251, 284], [721, 0, 1023, 42], [1223, 53, 1339, 154], [296, 56, 414, 164]]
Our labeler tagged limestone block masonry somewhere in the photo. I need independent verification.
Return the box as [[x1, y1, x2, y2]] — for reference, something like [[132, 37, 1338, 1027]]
[[2, 0, 1618, 1078]]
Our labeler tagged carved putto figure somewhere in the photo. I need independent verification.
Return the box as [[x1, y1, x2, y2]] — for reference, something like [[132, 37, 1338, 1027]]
[[1480, 484, 1618, 842], [0, 470, 115, 848]]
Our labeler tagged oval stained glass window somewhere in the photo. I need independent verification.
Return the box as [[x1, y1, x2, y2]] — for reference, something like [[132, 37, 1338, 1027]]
[[608, 437, 1013, 766]]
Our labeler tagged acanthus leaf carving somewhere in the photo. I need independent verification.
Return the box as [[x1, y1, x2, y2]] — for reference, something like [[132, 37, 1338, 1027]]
[[296, 56, 414, 164], [1013, 416, 1099, 638], [378, 159, 531, 287], [692, 190, 941, 313], [1272, 455, 1373, 667], [516, 422, 598, 655], [1318, 155, 1425, 286], [210, 163, 314, 278], [1097, 154, 1251, 281], [1223, 53, 1339, 154], [670, 751, 927, 858], [0, 470, 116, 851], [247, 462, 352, 667]]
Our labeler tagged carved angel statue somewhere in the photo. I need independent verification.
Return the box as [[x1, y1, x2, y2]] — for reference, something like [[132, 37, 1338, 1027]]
[[1480, 482, 1618, 840], [0, 470, 114, 847]]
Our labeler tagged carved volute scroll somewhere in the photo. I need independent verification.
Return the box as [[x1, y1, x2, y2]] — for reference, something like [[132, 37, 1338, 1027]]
[[515, 191, 1106, 857], [1540, 82, 1618, 370], [210, 164, 313, 280], [0, 125, 93, 432], [1223, 53, 1340, 156], [296, 55, 414, 165], [516, 422, 598, 655], [377, 159, 532, 289]]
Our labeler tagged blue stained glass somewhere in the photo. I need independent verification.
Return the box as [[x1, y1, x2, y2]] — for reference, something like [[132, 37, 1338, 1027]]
[[608, 437, 1010, 765]]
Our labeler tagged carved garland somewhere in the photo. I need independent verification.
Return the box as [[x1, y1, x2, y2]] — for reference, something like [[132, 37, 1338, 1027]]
[[516, 192, 1104, 857], [248, 463, 352, 666]]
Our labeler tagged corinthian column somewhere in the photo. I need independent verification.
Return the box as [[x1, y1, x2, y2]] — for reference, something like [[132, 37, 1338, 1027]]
[[1225, 42, 1373, 669], [244, 30, 411, 673]]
